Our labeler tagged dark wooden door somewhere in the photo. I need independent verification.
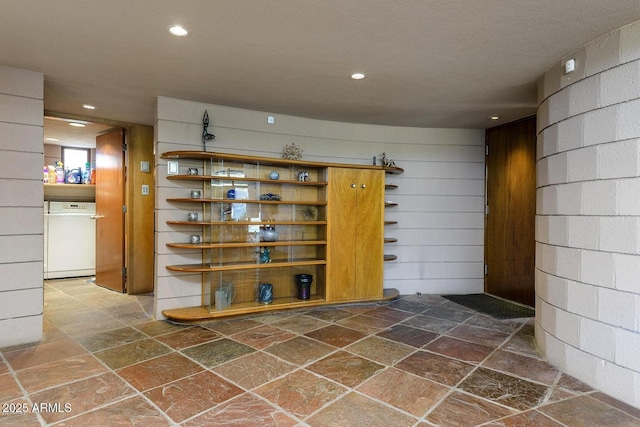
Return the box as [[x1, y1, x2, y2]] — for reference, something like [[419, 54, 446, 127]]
[[95, 128, 126, 293], [485, 117, 536, 307]]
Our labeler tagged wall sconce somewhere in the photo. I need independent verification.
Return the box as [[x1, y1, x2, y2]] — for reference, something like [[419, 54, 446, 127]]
[[202, 110, 215, 150]]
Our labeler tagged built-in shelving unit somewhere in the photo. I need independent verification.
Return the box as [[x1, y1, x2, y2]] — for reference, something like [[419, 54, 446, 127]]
[[160, 151, 399, 321]]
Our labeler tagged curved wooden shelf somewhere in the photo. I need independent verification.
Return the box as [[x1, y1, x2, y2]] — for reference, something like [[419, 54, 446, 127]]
[[384, 254, 398, 262], [166, 258, 326, 273], [167, 220, 327, 226], [167, 174, 328, 187], [162, 288, 401, 321], [161, 150, 385, 171], [384, 167, 404, 175], [385, 184, 398, 190], [384, 220, 398, 225], [384, 238, 398, 243], [385, 202, 398, 207], [167, 240, 326, 249], [167, 198, 327, 206]]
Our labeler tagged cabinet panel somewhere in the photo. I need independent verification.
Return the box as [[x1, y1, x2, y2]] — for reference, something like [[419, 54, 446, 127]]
[[355, 169, 384, 299], [327, 168, 383, 301]]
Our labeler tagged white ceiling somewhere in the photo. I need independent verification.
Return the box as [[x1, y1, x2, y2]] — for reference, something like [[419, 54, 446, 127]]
[[2, 0, 640, 139], [43, 117, 115, 149]]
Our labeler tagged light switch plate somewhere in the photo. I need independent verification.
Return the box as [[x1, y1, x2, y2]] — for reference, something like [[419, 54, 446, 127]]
[[140, 160, 150, 172], [167, 161, 179, 175], [142, 184, 149, 195]]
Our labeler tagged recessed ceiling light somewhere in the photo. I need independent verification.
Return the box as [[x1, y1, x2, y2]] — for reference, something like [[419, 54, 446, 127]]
[[168, 25, 189, 36], [351, 73, 366, 80], [490, 116, 500, 120], [82, 104, 96, 110], [69, 122, 86, 128]]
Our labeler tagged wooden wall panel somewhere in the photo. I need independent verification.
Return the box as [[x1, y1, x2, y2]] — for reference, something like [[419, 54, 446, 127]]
[[126, 124, 155, 294]]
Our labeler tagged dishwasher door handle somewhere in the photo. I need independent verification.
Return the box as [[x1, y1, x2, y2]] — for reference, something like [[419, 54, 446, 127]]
[[90, 215, 105, 220]]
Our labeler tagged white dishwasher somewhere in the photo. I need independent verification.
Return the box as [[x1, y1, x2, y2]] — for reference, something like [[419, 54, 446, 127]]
[[46, 201, 96, 279]]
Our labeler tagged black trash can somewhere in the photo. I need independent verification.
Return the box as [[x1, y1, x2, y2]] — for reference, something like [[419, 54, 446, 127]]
[[295, 274, 313, 300]]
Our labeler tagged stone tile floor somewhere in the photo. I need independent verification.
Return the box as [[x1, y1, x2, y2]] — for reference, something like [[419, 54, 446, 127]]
[[1, 278, 639, 426]]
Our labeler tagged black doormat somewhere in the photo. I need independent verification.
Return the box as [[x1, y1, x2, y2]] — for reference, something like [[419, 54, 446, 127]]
[[442, 294, 534, 319]]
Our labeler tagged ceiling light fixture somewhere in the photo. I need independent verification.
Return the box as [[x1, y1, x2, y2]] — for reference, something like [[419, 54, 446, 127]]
[[489, 116, 500, 120], [45, 137, 60, 141], [69, 122, 86, 128], [351, 73, 366, 80], [168, 25, 189, 36], [82, 104, 96, 110]]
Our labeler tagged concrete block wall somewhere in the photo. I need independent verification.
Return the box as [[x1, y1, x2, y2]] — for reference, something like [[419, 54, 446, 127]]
[[0, 65, 44, 347], [155, 97, 485, 318], [536, 21, 640, 409]]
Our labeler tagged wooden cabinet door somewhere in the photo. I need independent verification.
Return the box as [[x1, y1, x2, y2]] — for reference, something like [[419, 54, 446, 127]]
[[354, 169, 384, 299], [327, 168, 358, 301], [326, 168, 384, 301]]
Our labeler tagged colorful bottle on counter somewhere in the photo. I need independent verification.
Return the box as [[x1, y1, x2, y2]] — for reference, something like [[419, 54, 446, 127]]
[[47, 166, 57, 183], [43, 166, 48, 183], [82, 162, 91, 184], [65, 168, 82, 184]]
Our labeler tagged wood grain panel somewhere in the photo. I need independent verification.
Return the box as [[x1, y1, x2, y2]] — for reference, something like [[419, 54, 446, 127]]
[[326, 168, 359, 301], [326, 168, 384, 301], [355, 169, 384, 299], [126, 124, 154, 294], [485, 117, 536, 306], [96, 128, 125, 293]]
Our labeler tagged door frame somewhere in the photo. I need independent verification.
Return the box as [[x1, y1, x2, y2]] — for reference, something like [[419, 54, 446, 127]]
[[45, 111, 155, 295]]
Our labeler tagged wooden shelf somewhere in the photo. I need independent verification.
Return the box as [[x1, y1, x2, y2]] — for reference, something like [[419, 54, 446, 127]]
[[384, 238, 398, 243], [385, 202, 398, 207], [167, 175, 328, 187], [162, 288, 401, 321], [385, 184, 398, 190], [167, 220, 326, 226], [384, 220, 398, 225], [384, 167, 404, 174], [161, 150, 386, 171], [167, 198, 326, 206], [167, 240, 326, 249], [166, 258, 326, 273], [384, 254, 398, 262]]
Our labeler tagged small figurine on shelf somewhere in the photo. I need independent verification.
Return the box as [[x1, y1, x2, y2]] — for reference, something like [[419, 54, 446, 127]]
[[259, 247, 271, 263], [298, 171, 309, 182], [301, 206, 318, 221], [260, 225, 278, 242], [381, 152, 396, 168], [282, 143, 303, 160]]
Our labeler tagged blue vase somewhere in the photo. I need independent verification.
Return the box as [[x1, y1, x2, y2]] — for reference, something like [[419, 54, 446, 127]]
[[258, 283, 273, 304]]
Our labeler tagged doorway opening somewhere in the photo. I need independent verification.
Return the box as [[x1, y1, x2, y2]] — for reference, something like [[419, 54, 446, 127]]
[[43, 114, 155, 297]]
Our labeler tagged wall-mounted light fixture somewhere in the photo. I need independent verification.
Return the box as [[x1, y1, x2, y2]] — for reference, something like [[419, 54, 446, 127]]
[[202, 110, 215, 150]]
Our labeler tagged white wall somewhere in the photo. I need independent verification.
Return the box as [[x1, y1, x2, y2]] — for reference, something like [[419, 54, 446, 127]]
[[536, 21, 640, 409], [155, 97, 485, 318], [0, 65, 44, 347]]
